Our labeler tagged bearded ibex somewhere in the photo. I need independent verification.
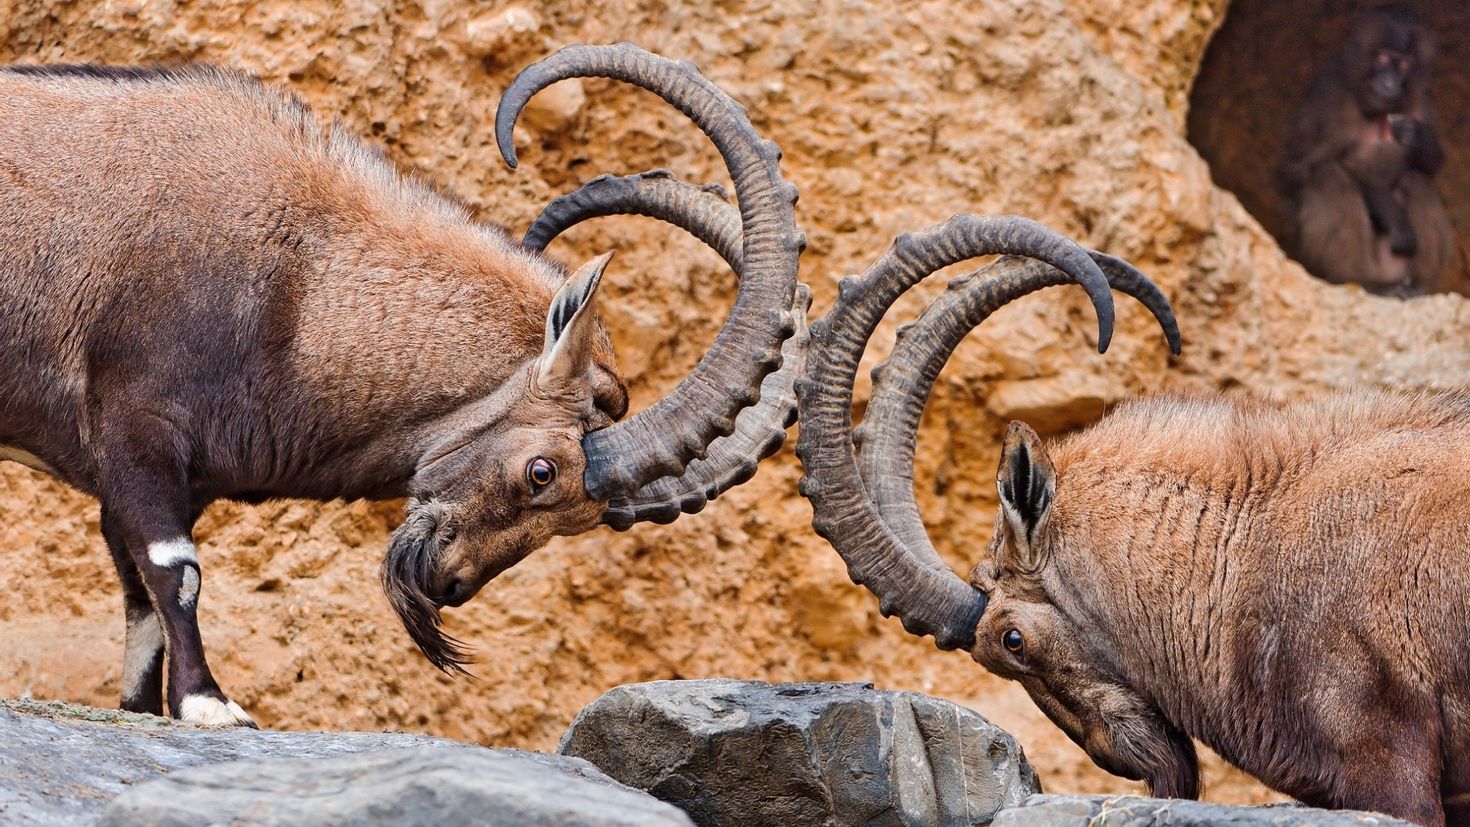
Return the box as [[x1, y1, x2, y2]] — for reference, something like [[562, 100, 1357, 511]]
[[0, 44, 805, 726], [798, 222, 1470, 825]]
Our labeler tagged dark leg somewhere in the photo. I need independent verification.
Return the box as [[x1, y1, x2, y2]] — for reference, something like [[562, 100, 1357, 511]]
[[97, 418, 254, 727], [1362, 182, 1418, 257], [104, 512, 164, 716], [1447, 794, 1470, 827]]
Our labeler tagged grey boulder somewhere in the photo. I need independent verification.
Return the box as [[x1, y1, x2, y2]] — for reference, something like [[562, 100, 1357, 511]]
[[558, 679, 1040, 827], [0, 699, 689, 827], [991, 795, 1415, 827], [0, 699, 448, 826], [99, 744, 694, 827]]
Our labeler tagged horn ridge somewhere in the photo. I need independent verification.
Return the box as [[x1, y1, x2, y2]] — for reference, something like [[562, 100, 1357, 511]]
[[796, 214, 1121, 650], [523, 170, 744, 272], [855, 252, 1180, 569], [519, 170, 809, 529], [604, 284, 812, 530], [497, 43, 803, 500]]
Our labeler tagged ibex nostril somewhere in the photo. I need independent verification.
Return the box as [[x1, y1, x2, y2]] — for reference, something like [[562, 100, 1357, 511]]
[[435, 575, 470, 608]]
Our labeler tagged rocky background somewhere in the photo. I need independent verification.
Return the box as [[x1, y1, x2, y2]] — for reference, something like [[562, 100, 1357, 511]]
[[2, 0, 1467, 804]]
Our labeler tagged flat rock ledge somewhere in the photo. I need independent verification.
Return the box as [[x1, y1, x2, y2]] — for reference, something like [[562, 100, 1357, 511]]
[[0, 699, 691, 827], [558, 679, 1041, 827], [992, 795, 1416, 827]]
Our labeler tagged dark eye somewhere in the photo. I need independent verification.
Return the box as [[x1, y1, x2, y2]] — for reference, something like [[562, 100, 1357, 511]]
[[1002, 628, 1024, 654], [526, 457, 556, 489]]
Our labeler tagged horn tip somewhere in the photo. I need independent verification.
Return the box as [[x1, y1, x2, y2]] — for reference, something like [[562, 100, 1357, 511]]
[[1094, 307, 1115, 354], [496, 130, 520, 169]]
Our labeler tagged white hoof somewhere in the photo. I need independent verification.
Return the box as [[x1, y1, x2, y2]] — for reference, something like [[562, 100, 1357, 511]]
[[178, 695, 258, 728]]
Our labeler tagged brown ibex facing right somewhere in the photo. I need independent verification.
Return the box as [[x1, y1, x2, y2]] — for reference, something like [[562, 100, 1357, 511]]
[[798, 219, 1469, 826], [0, 45, 804, 727]]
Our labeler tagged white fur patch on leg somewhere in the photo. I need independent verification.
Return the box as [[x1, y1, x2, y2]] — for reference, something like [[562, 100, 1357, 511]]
[[147, 538, 198, 568], [121, 607, 163, 706], [178, 695, 257, 728], [178, 566, 200, 609]]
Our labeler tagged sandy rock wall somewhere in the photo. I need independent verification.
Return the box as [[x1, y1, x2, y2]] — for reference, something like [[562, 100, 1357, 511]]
[[3, 0, 1468, 802]]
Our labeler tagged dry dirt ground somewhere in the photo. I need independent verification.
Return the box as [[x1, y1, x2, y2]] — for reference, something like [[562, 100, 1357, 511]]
[[4, 0, 1469, 803]]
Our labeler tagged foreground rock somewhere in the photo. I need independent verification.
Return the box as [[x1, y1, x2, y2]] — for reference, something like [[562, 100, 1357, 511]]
[[992, 795, 1414, 827], [559, 679, 1039, 827], [0, 699, 689, 827], [100, 744, 693, 827]]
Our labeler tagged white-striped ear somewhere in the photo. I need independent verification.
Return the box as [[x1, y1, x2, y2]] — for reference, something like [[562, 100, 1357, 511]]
[[538, 251, 612, 387], [996, 421, 1055, 573]]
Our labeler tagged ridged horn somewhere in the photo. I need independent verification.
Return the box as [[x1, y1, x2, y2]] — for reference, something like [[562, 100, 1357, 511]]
[[605, 283, 811, 529], [497, 44, 804, 500], [523, 169, 743, 269], [853, 252, 1180, 566], [519, 170, 810, 529], [795, 214, 1116, 651]]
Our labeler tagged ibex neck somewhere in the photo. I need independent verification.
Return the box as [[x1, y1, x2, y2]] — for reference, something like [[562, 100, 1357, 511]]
[[216, 170, 562, 500], [1048, 450, 1286, 749]]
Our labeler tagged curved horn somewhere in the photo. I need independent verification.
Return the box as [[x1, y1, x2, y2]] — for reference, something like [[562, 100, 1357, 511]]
[[605, 283, 811, 529], [519, 172, 810, 529], [498, 44, 804, 500], [523, 169, 743, 270], [853, 252, 1180, 564], [795, 214, 1116, 651]]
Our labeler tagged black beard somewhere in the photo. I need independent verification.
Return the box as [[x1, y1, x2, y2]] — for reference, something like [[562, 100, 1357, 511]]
[[381, 500, 473, 675]]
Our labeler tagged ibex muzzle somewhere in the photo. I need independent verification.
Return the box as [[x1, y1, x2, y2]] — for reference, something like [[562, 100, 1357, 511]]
[[0, 45, 803, 723]]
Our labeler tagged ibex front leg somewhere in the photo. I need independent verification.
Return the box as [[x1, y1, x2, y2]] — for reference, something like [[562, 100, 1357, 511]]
[[97, 420, 255, 728], [103, 518, 164, 716]]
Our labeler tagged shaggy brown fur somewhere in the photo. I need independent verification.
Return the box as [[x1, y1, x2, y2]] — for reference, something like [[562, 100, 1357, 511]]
[[972, 389, 1470, 827], [0, 65, 627, 722]]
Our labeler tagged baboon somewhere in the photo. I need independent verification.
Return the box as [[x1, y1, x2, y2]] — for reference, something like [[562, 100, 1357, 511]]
[[1279, 4, 1463, 296]]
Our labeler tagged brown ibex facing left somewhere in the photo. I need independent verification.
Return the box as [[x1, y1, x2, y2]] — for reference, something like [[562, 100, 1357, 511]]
[[0, 45, 805, 726], [799, 221, 1469, 825]]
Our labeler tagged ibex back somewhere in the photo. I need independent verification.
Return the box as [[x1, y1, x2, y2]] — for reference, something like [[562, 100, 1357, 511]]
[[0, 47, 803, 726]]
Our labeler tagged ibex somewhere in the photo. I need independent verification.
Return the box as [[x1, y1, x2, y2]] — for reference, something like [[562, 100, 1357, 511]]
[[797, 222, 1468, 826], [0, 44, 805, 726]]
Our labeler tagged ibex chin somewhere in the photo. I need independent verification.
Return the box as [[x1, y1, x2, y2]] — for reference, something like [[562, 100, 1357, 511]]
[[0, 45, 805, 726], [798, 228, 1468, 825]]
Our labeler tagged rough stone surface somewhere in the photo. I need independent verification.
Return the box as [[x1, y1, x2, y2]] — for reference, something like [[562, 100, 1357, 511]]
[[558, 679, 1039, 827], [0, 699, 687, 827], [992, 795, 1414, 827], [3, 0, 1469, 803], [99, 745, 693, 827]]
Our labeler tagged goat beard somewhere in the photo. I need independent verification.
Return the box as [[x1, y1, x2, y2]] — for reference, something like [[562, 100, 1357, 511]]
[[381, 500, 474, 676]]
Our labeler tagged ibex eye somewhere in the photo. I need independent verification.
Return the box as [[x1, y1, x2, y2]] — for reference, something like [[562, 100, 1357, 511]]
[[1002, 628, 1024, 654], [527, 457, 556, 489]]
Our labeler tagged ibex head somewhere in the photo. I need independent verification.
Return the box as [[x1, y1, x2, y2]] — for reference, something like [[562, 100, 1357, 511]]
[[384, 253, 624, 669], [796, 220, 1182, 791], [384, 45, 805, 673], [967, 422, 1199, 798]]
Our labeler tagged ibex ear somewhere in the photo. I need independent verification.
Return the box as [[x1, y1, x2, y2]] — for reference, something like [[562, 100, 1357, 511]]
[[538, 251, 612, 388], [996, 421, 1055, 573]]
